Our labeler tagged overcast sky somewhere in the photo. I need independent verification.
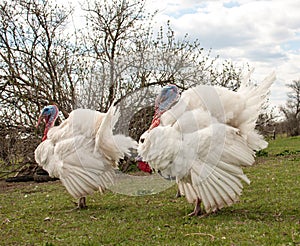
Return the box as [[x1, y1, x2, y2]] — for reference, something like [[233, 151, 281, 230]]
[[143, 0, 300, 110], [69, 0, 300, 111]]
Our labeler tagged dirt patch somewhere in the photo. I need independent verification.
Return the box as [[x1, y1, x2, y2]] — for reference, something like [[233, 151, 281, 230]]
[[0, 179, 40, 193], [0, 179, 59, 194]]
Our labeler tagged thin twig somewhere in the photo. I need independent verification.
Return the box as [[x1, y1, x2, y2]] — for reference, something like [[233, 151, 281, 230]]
[[185, 232, 215, 241]]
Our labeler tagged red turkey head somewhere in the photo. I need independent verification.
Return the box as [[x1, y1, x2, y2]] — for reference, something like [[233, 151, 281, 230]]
[[36, 105, 59, 141], [138, 84, 180, 173]]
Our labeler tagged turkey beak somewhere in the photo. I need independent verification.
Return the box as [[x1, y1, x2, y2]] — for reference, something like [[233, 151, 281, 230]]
[[36, 114, 49, 128], [36, 114, 43, 128]]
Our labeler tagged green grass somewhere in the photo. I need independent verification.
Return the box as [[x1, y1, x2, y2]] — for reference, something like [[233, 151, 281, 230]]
[[266, 136, 300, 156], [1, 137, 300, 245]]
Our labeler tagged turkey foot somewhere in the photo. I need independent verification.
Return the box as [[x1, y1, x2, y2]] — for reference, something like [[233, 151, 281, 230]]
[[71, 197, 87, 210], [188, 198, 203, 216], [175, 188, 181, 198], [78, 197, 87, 209]]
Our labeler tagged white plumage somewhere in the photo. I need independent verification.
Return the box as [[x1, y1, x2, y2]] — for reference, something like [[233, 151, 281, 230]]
[[138, 72, 275, 215], [35, 106, 137, 208]]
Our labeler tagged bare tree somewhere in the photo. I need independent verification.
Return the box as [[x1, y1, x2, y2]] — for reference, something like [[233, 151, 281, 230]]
[[0, 0, 77, 129], [77, 0, 146, 111], [280, 79, 300, 136], [256, 105, 278, 139], [128, 20, 246, 90], [77, 0, 246, 112], [0, 0, 79, 172]]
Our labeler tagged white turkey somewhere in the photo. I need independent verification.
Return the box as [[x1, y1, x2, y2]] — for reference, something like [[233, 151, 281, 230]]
[[137, 72, 276, 216], [35, 105, 137, 208]]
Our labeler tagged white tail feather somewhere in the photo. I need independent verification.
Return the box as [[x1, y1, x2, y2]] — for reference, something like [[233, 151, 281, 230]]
[[95, 106, 137, 165]]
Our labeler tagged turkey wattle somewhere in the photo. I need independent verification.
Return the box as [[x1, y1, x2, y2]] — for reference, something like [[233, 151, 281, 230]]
[[137, 84, 180, 173], [138, 72, 276, 216]]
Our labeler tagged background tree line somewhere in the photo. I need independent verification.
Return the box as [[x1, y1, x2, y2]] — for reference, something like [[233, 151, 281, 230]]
[[0, 0, 298, 176]]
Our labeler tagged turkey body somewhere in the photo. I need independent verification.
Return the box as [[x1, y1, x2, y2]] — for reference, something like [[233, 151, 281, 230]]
[[35, 106, 137, 208], [138, 73, 275, 215]]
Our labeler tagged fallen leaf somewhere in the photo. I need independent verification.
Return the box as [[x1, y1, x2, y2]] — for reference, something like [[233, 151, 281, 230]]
[[3, 218, 11, 224], [44, 217, 51, 221]]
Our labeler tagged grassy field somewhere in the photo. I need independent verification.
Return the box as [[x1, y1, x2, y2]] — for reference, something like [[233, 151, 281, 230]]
[[0, 136, 299, 245]]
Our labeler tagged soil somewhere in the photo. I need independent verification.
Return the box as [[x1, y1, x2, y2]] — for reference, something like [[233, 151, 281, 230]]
[[0, 179, 38, 193], [0, 166, 59, 193], [0, 169, 154, 194]]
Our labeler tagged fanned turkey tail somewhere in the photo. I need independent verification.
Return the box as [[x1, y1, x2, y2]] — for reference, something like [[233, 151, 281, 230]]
[[95, 105, 137, 166], [178, 124, 256, 213], [237, 72, 276, 151]]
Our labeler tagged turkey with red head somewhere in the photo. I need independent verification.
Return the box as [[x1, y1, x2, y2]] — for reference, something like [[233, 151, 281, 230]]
[[35, 105, 137, 208], [138, 72, 275, 216]]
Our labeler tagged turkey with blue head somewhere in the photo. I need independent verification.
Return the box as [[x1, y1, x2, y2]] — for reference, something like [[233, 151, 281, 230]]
[[137, 84, 180, 173], [35, 105, 137, 209], [138, 72, 276, 216], [36, 105, 59, 141]]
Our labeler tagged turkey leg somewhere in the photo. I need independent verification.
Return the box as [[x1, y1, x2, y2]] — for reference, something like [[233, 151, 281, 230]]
[[188, 198, 202, 216], [78, 197, 87, 209]]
